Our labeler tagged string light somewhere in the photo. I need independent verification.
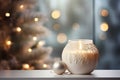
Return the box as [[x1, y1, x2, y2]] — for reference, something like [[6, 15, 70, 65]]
[[20, 4, 24, 9], [5, 12, 10, 17], [101, 9, 109, 17], [43, 64, 48, 68], [33, 36, 37, 41], [51, 10, 61, 19], [16, 27, 22, 32], [38, 41, 45, 47], [57, 33, 67, 43], [34, 17, 39, 22], [22, 64, 30, 70], [28, 48, 32, 52], [100, 22, 109, 32], [6, 40, 12, 46]]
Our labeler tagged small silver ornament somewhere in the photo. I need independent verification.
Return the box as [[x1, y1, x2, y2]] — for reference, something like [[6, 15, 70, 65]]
[[52, 61, 67, 75]]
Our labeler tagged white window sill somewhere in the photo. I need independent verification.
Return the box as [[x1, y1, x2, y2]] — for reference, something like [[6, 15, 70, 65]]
[[0, 70, 120, 80]]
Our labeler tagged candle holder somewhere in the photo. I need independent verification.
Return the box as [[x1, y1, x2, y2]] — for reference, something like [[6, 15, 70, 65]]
[[62, 39, 99, 74]]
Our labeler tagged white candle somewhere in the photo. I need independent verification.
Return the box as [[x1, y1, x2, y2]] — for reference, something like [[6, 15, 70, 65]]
[[62, 39, 99, 74]]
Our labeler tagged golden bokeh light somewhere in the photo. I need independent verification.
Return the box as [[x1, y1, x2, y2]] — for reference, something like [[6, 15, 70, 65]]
[[100, 22, 109, 32], [38, 41, 45, 47], [16, 27, 22, 32], [6, 40, 12, 46], [101, 9, 109, 17], [20, 4, 24, 9], [5, 12, 10, 17], [28, 48, 32, 53], [22, 64, 30, 70], [43, 64, 48, 68], [33, 36, 37, 41], [51, 10, 61, 19], [57, 33, 67, 43], [34, 17, 39, 22]]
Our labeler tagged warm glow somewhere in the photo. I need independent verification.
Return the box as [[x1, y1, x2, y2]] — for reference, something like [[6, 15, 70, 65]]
[[72, 23, 80, 30], [101, 9, 109, 17], [22, 64, 30, 69], [100, 23, 109, 32], [28, 48, 32, 52], [6, 40, 12, 46], [43, 64, 48, 68], [38, 41, 45, 47], [20, 4, 24, 9], [34, 17, 39, 22], [5, 12, 10, 17], [33, 36, 37, 41], [57, 33, 67, 43], [51, 10, 61, 19], [16, 27, 21, 32]]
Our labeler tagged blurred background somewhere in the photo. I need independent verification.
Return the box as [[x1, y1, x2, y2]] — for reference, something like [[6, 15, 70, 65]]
[[0, 0, 120, 70], [95, 0, 120, 69]]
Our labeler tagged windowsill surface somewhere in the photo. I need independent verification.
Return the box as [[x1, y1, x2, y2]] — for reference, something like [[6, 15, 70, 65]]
[[0, 70, 120, 80]]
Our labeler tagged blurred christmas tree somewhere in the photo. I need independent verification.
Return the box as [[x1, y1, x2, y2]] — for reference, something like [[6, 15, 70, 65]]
[[0, 0, 52, 70]]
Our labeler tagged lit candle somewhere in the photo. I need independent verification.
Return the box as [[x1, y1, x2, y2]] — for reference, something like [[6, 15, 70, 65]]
[[62, 39, 99, 74]]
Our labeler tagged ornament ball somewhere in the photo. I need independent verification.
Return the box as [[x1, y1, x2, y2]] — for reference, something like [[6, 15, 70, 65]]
[[52, 61, 67, 75]]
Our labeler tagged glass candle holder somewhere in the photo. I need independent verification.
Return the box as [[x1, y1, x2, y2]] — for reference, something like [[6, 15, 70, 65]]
[[62, 39, 99, 74]]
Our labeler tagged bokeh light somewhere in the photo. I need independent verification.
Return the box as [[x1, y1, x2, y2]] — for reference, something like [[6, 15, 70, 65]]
[[43, 64, 48, 68], [16, 27, 22, 32], [22, 64, 30, 69], [57, 33, 67, 43], [38, 41, 45, 47], [20, 4, 24, 9], [5, 12, 10, 17], [6, 40, 12, 46], [34, 17, 39, 22], [33, 36, 37, 41], [28, 48, 32, 53], [51, 10, 61, 19], [100, 22, 109, 32], [101, 9, 109, 17]]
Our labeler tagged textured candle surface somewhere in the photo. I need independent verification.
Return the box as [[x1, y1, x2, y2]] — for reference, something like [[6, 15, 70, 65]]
[[62, 39, 99, 74]]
